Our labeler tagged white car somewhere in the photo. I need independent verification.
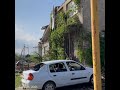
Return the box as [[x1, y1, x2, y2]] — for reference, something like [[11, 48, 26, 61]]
[[21, 60, 93, 90]]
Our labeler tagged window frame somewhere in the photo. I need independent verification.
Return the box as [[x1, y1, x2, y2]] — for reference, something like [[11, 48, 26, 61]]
[[32, 63, 45, 71], [49, 62, 68, 73], [66, 61, 86, 71], [66, 1, 78, 17]]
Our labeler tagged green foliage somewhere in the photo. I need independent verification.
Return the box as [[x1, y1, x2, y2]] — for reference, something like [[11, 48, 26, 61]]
[[73, 0, 80, 5], [42, 50, 55, 61], [73, 0, 81, 7], [85, 46, 92, 66], [56, 11, 66, 28], [33, 52, 42, 63], [77, 33, 105, 68], [28, 55, 36, 62], [49, 12, 66, 60], [15, 75, 22, 88], [49, 11, 81, 60], [15, 53, 20, 61], [100, 36, 105, 68], [49, 1, 104, 72], [28, 53, 42, 63], [77, 49, 83, 62], [67, 15, 80, 25], [87, 36, 105, 68], [57, 48, 65, 59], [49, 4, 105, 71], [25, 54, 30, 58]]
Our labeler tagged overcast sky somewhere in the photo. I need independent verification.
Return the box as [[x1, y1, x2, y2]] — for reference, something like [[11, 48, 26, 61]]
[[15, 0, 65, 54]]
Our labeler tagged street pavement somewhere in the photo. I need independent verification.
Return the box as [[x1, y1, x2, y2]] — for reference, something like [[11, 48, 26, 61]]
[[15, 82, 105, 90]]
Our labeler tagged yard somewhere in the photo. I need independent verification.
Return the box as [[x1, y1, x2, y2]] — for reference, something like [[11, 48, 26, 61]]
[[15, 73, 22, 88]]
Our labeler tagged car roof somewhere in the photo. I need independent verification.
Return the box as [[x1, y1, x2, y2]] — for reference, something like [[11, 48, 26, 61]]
[[42, 60, 74, 65]]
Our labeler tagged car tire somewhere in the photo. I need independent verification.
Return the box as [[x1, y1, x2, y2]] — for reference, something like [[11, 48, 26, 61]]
[[42, 81, 56, 90], [89, 75, 93, 85]]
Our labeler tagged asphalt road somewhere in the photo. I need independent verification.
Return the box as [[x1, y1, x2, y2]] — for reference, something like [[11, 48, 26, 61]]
[[16, 82, 105, 90], [57, 83, 105, 90]]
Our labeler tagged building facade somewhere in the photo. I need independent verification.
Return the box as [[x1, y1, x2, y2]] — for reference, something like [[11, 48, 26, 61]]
[[50, 0, 105, 59], [40, 25, 50, 58], [39, 0, 105, 62]]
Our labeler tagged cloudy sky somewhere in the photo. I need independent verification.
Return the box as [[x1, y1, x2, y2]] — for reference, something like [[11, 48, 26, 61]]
[[15, 0, 65, 54]]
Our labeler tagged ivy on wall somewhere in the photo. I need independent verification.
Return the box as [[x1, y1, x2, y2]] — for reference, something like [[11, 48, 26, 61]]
[[45, 0, 105, 70], [73, 0, 81, 6], [49, 10, 81, 60], [77, 30, 105, 68], [73, 0, 81, 12], [76, 29, 91, 64]]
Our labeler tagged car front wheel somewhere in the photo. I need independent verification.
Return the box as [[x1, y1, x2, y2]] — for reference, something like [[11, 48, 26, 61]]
[[43, 82, 56, 90]]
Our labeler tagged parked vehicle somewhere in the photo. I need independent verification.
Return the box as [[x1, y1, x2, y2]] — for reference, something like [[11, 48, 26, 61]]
[[21, 60, 93, 90]]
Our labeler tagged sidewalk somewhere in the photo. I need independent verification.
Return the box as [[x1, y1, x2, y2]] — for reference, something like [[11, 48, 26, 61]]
[[15, 87, 37, 90]]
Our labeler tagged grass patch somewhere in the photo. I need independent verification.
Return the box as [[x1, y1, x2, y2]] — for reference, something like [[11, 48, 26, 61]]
[[15, 73, 22, 88]]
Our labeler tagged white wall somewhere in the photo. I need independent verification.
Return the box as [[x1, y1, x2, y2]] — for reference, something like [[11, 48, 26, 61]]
[[42, 41, 49, 56]]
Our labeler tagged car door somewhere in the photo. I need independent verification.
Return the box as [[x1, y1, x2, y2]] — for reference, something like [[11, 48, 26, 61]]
[[66, 61, 89, 85], [48, 62, 70, 87]]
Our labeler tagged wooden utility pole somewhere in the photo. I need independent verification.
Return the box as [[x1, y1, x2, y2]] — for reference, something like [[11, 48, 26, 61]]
[[90, 0, 102, 90]]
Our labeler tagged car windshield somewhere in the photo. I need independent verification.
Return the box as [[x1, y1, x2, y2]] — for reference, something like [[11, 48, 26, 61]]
[[32, 63, 45, 71]]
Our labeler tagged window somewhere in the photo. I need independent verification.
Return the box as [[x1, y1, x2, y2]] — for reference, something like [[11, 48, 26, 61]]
[[67, 1, 78, 17], [32, 63, 45, 71], [49, 62, 67, 73], [43, 46, 47, 54], [66, 62, 85, 71]]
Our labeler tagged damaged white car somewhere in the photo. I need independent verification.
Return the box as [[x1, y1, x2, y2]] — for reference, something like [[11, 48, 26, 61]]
[[21, 60, 93, 90]]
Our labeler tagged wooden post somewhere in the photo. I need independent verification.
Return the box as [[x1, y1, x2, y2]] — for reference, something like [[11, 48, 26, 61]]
[[90, 0, 102, 90]]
